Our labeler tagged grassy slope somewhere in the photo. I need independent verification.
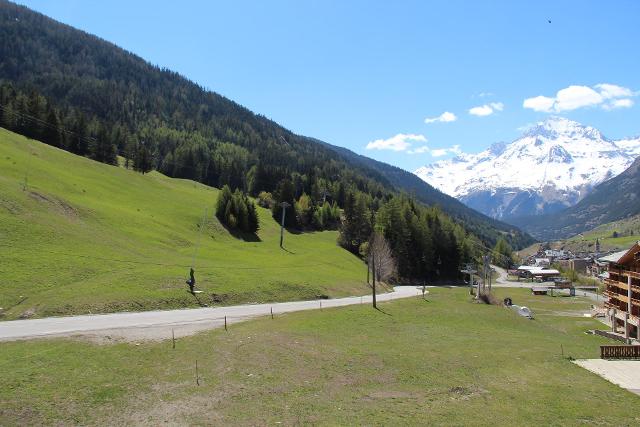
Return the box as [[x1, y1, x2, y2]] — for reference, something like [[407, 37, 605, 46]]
[[563, 215, 640, 252], [1, 288, 638, 425], [0, 129, 367, 319]]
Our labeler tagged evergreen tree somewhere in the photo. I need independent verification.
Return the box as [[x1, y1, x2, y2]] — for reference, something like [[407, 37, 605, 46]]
[[89, 124, 117, 165], [492, 237, 514, 269], [133, 140, 153, 174], [42, 108, 62, 148], [215, 185, 259, 233]]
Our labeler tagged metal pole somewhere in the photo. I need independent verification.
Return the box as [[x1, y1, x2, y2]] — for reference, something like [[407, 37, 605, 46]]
[[628, 275, 632, 318], [279, 202, 290, 248]]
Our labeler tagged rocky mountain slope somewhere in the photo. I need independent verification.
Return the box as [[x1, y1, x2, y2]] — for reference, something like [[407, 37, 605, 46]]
[[509, 156, 640, 240], [415, 117, 640, 220]]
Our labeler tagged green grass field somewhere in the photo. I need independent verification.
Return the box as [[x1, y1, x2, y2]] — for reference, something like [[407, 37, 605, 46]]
[[0, 129, 368, 319], [1, 287, 637, 425]]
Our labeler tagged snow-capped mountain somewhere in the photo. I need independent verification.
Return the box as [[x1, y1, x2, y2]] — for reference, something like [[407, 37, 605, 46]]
[[414, 117, 640, 220]]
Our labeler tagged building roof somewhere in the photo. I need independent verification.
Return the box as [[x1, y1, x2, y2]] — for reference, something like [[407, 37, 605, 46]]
[[534, 269, 560, 275], [598, 244, 639, 264], [618, 241, 640, 265]]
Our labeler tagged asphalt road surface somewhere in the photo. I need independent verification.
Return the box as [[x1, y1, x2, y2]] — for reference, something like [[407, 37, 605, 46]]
[[0, 286, 421, 342]]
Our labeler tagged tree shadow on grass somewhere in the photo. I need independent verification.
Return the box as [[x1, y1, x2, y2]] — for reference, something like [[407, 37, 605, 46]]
[[219, 223, 261, 242], [374, 306, 393, 316], [284, 226, 304, 235]]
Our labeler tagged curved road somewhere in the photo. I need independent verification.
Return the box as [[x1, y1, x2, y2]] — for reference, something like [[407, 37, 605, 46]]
[[0, 286, 420, 342]]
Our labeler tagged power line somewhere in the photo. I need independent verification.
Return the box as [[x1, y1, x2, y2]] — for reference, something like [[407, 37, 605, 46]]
[[0, 243, 355, 272], [0, 103, 99, 147]]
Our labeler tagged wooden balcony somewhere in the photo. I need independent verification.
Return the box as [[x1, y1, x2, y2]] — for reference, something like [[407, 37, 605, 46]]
[[609, 269, 640, 281], [604, 277, 640, 294]]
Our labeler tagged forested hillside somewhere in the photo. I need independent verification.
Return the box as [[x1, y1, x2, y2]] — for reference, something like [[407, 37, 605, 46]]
[[0, 0, 532, 254]]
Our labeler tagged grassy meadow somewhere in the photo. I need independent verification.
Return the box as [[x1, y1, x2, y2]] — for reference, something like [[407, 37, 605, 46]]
[[1, 287, 637, 425], [0, 129, 367, 319]]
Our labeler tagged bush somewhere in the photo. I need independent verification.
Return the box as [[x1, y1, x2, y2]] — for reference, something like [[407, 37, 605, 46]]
[[257, 191, 274, 209]]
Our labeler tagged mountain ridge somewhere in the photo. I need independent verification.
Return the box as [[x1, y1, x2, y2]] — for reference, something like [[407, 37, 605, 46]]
[[509, 155, 640, 240], [415, 116, 640, 220]]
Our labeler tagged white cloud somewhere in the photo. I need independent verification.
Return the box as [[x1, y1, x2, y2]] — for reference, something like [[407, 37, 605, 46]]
[[555, 85, 602, 111], [523, 95, 555, 112], [523, 83, 636, 113], [430, 145, 462, 157], [490, 102, 504, 112], [595, 83, 633, 99], [366, 133, 427, 151], [469, 102, 503, 117], [516, 122, 536, 132], [424, 111, 457, 124], [604, 98, 634, 110], [408, 145, 430, 154]]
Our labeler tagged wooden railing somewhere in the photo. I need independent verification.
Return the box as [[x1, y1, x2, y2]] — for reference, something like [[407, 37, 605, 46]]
[[609, 269, 640, 281], [605, 278, 628, 290], [601, 345, 640, 359]]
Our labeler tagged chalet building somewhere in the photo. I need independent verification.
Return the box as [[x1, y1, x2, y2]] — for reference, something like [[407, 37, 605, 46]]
[[602, 242, 640, 340]]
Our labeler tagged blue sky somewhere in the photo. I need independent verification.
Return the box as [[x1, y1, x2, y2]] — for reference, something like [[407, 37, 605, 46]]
[[17, 0, 640, 171]]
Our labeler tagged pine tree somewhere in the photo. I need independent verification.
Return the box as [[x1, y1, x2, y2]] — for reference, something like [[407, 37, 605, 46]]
[[42, 108, 62, 147]]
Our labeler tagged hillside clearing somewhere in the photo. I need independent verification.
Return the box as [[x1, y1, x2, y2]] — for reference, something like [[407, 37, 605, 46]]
[[0, 129, 367, 320]]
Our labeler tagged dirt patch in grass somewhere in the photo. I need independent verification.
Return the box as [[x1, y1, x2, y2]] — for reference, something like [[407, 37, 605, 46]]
[[118, 392, 225, 426], [367, 390, 420, 399], [0, 196, 22, 214], [29, 191, 79, 220]]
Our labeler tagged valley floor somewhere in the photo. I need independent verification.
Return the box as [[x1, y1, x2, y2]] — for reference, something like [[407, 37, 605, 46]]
[[1, 287, 637, 426]]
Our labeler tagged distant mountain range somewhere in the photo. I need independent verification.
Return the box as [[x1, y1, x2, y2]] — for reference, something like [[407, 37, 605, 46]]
[[415, 117, 640, 221], [509, 156, 640, 240]]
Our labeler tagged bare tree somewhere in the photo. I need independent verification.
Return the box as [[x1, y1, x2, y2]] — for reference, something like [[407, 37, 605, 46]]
[[368, 232, 397, 308]]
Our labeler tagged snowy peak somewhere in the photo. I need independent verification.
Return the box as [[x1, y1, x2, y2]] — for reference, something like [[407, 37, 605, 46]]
[[414, 118, 640, 220], [523, 116, 607, 141]]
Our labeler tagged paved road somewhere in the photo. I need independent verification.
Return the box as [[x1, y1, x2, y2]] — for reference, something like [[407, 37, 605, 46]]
[[0, 286, 421, 342], [575, 359, 640, 395]]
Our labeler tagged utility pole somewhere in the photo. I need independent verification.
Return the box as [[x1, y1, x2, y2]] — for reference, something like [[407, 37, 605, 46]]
[[279, 201, 290, 248], [460, 264, 477, 296], [481, 254, 491, 296], [320, 189, 330, 204]]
